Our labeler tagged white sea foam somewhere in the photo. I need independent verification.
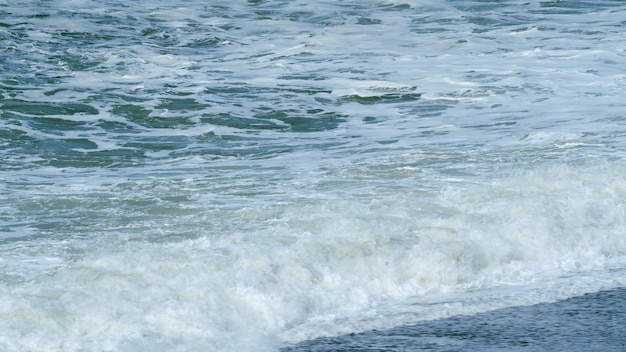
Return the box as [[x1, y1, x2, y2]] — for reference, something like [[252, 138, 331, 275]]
[[2, 0, 626, 351], [2, 163, 626, 351]]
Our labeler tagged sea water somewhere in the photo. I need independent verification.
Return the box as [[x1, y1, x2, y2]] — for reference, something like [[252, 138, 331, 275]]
[[284, 287, 626, 351], [1, 0, 626, 351]]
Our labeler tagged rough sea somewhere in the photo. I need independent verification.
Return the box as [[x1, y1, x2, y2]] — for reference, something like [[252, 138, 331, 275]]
[[1, 0, 626, 351]]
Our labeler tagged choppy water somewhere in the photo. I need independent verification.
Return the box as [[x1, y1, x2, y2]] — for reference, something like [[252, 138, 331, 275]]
[[1, 0, 626, 351]]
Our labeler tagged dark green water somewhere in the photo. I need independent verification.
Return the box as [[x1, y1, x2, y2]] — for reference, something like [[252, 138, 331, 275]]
[[2, 1, 626, 351]]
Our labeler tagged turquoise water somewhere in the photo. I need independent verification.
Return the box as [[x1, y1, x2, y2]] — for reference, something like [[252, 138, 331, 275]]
[[1, 1, 626, 351]]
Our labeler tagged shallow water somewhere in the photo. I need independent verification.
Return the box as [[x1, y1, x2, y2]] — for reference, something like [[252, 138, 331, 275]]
[[1, 0, 626, 351], [284, 287, 626, 351]]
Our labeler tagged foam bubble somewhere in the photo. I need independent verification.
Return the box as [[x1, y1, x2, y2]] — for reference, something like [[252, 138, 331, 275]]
[[1, 163, 625, 350], [2, 0, 626, 350]]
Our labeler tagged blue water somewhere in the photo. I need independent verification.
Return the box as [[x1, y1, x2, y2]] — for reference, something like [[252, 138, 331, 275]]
[[284, 287, 626, 351], [1, 1, 626, 351]]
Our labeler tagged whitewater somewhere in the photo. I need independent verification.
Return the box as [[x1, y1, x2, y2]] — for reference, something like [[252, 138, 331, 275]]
[[1, 0, 626, 351]]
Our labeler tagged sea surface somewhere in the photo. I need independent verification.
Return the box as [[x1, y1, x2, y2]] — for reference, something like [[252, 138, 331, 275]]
[[284, 287, 626, 351], [1, 0, 626, 351]]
